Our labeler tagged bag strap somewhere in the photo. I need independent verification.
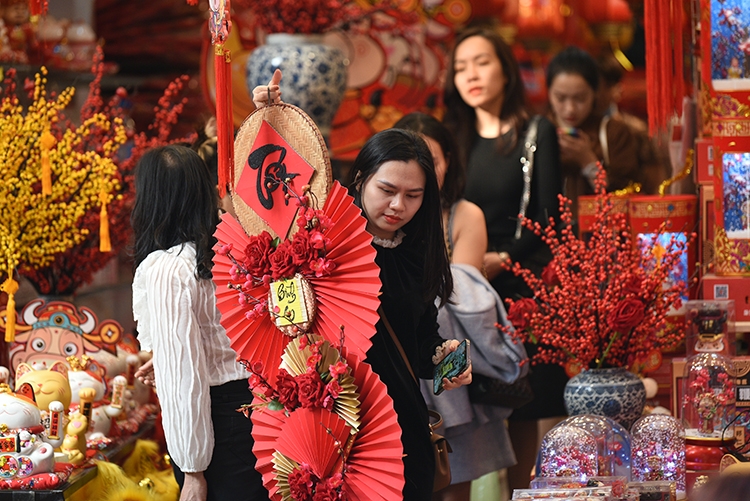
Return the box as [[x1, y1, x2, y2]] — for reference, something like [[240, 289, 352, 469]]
[[379, 306, 417, 383], [515, 116, 541, 240], [599, 115, 611, 167], [379, 306, 444, 431], [446, 202, 458, 258]]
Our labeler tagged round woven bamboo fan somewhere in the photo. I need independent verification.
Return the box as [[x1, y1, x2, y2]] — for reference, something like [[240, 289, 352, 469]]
[[232, 102, 333, 239]]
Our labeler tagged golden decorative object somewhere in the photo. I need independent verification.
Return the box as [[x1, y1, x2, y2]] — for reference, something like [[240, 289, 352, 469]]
[[280, 335, 361, 432], [658, 149, 694, 195]]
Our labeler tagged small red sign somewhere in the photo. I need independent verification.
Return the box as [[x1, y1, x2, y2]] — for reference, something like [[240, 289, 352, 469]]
[[235, 120, 315, 238]]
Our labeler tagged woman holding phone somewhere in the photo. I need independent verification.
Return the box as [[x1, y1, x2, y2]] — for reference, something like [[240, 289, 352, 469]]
[[546, 46, 641, 216]]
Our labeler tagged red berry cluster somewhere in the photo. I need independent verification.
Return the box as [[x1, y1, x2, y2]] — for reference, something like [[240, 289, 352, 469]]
[[505, 164, 694, 372]]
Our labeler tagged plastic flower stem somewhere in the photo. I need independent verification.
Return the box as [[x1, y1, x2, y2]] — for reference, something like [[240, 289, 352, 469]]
[[597, 331, 621, 369]]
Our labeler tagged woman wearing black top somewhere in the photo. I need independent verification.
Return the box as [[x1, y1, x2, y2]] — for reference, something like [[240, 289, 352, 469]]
[[443, 27, 567, 492], [347, 129, 472, 501]]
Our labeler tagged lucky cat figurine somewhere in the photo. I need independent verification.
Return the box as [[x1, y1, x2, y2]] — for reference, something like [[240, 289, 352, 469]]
[[14, 361, 71, 412], [67, 356, 125, 440], [0, 382, 63, 477]]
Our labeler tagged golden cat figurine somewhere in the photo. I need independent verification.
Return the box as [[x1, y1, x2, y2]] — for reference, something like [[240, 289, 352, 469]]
[[15, 361, 72, 412]]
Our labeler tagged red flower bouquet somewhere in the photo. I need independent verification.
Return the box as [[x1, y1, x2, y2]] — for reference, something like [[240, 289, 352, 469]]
[[505, 165, 693, 375]]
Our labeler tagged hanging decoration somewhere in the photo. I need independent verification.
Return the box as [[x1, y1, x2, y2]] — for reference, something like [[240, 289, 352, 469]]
[[0, 67, 122, 340], [18, 48, 194, 296], [644, 0, 685, 133], [208, 0, 233, 197]]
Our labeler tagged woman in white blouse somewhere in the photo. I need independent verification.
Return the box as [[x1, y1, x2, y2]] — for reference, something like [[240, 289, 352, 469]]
[[131, 145, 266, 501]]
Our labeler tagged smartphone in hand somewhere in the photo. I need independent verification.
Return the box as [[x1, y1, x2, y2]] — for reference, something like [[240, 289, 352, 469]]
[[560, 126, 580, 137], [433, 340, 471, 395]]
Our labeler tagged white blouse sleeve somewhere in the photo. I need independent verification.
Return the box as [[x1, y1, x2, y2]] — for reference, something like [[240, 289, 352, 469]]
[[140, 254, 214, 472]]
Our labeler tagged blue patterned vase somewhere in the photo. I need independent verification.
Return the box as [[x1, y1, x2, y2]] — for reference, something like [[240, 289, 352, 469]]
[[246, 33, 347, 139], [564, 367, 646, 430]]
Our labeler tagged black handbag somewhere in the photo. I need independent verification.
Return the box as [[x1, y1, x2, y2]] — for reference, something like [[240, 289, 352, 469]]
[[468, 372, 534, 409]]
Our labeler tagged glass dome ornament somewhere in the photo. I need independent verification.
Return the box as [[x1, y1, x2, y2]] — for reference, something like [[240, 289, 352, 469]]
[[681, 331, 735, 441], [631, 414, 686, 499], [603, 416, 633, 481], [536, 415, 633, 481], [537, 424, 599, 478]]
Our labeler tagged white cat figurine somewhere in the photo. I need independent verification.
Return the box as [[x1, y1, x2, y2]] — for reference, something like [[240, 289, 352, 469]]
[[67, 356, 124, 440], [0, 382, 63, 477]]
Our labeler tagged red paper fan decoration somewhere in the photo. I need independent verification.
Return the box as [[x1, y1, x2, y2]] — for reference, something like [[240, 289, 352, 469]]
[[342, 351, 404, 501], [275, 407, 351, 479], [213, 181, 381, 384], [251, 352, 404, 501]]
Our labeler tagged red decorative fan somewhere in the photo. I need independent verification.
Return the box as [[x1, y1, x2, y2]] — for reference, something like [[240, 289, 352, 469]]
[[213, 181, 382, 384], [251, 352, 404, 501], [275, 407, 351, 479]]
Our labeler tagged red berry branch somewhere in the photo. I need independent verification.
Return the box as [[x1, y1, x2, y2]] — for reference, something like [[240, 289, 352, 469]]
[[505, 164, 694, 374]]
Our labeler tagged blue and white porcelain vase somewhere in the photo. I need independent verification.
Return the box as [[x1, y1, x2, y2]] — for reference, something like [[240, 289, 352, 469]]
[[563, 367, 646, 430], [246, 33, 347, 139]]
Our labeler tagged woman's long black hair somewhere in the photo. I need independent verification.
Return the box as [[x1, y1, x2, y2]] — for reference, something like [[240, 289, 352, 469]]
[[393, 112, 464, 210], [442, 26, 529, 166], [131, 145, 219, 279], [347, 128, 453, 306]]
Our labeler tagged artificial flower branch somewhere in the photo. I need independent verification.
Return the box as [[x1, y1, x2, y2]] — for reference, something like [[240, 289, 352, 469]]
[[505, 163, 694, 374]]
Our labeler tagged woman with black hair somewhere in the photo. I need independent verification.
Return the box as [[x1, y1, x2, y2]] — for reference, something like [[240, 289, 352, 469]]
[[442, 26, 566, 493], [546, 46, 640, 216], [131, 145, 266, 501], [395, 112, 523, 501], [347, 128, 472, 501]]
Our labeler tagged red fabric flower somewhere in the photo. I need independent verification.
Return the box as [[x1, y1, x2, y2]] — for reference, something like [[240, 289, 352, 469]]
[[290, 229, 316, 272], [312, 480, 339, 501], [296, 369, 326, 408], [541, 261, 560, 287], [288, 465, 315, 501], [244, 231, 274, 278], [269, 240, 296, 280], [276, 369, 299, 411], [607, 298, 646, 333], [507, 298, 538, 330]]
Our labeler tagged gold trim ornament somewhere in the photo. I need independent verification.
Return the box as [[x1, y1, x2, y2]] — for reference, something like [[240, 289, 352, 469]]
[[279, 335, 360, 432]]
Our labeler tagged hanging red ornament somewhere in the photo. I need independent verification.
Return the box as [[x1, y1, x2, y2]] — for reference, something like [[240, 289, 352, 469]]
[[515, 0, 565, 40], [644, 0, 685, 134]]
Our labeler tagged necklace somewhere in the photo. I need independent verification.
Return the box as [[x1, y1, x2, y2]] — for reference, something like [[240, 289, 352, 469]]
[[372, 230, 405, 248]]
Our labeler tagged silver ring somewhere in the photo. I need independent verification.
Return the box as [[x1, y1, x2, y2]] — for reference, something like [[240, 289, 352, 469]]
[[267, 87, 272, 105]]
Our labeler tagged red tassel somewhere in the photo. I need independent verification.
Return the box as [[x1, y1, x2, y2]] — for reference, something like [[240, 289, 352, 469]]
[[223, 49, 234, 191], [645, 0, 686, 134], [215, 44, 229, 198], [659, 0, 670, 131], [644, 0, 657, 134], [672, 0, 684, 118]]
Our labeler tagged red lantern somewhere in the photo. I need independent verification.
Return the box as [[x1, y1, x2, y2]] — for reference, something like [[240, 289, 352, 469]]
[[515, 0, 565, 39]]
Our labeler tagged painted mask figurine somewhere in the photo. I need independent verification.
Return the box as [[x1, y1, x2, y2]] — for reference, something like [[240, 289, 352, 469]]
[[0, 383, 63, 477], [67, 356, 126, 441], [5, 299, 121, 376]]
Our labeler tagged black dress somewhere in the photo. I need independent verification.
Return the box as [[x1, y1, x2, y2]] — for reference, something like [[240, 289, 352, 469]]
[[366, 232, 445, 501], [464, 116, 569, 420]]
